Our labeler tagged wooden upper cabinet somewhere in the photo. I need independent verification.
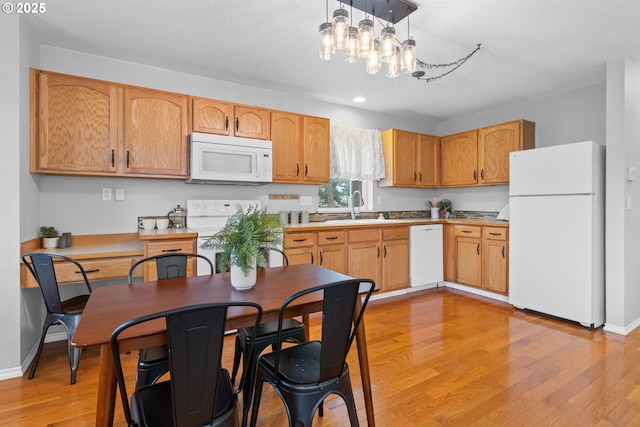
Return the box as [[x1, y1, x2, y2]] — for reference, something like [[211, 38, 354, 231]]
[[379, 129, 439, 188], [478, 120, 535, 185], [440, 130, 478, 187], [271, 111, 302, 182], [234, 105, 270, 139], [191, 97, 232, 135], [190, 97, 269, 139], [33, 70, 119, 174], [123, 87, 188, 177], [302, 116, 330, 184]]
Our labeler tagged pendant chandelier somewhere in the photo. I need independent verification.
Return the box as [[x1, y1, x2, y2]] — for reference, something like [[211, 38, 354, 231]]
[[318, 0, 481, 81]]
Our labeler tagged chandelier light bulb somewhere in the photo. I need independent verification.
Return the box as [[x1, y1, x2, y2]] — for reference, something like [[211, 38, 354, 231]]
[[386, 46, 401, 78], [345, 26, 360, 63], [401, 39, 417, 73], [332, 8, 349, 50], [318, 22, 335, 60], [380, 26, 397, 63], [365, 39, 381, 74], [358, 18, 374, 58]]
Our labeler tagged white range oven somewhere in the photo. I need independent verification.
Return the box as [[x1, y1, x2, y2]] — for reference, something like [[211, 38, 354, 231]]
[[186, 199, 284, 275]]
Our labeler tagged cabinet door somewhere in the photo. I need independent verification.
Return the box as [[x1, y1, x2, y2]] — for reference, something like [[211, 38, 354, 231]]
[[318, 244, 348, 274], [483, 239, 508, 294], [191, 97, 232, 135], [123, 87, 188, 177], [440, 130, 478, 187], [271, 111, 302, 182], [286, 247, 317, 265], [36, 71, 119, 174], [348, 241, 381, 286], [234, 105, 270, 139], [442, 224, 457, 282], [301, 116, 330, 184], [393, 130, 418, 186], [382, 239, 409, 292], [478, 121, 520, 185], [456, 237, 482, 287], [416, 134, 439, 187]]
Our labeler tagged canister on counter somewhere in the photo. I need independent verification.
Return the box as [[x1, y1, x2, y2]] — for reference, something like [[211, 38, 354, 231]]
[[63, 232, 72, 247], [289, 211, 300, 225], [279, 211, 289, 225], [301, 210, 309, 224]]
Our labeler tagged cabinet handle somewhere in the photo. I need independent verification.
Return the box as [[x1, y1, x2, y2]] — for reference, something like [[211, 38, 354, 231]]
[[326, 236, 338, 240], [502, 246, 505, 258], [319, 251, 324, 265], [293, 238, 307, 243], [305, 164, 308, 177], [126, 151, 130, 168], [461, 230, 473, 233], [162, 248, 183, 253], [384, 246, 387, 257], [110, 150, 115, 167], [225, 116, 229, 131], [310, 252, 314, 264], [473, 169, 477, 181], [419, 172, 422, 182], [477, 243, 480, 255], [481, 169, 485, 180], [296, 163, 300, 177], [489, 232, 502, 236], [377, 246, 380, 258], [79, 269, 99, 274], [413, 171, 417, 182], [235, 117, 239, 132]]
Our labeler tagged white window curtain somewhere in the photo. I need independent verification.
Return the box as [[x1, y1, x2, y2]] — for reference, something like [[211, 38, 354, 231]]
[[330, 124, 385, 181]]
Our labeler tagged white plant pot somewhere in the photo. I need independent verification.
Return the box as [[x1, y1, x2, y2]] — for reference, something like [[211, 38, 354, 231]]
[[42, 237, 59, 249], [230, 262, 257, 290]]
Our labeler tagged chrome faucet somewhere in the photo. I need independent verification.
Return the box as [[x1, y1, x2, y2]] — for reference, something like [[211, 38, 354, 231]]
[[350, 190, 364, 219]]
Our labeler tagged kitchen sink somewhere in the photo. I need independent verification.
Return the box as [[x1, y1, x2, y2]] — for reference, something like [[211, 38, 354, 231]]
[[324, 218, 402, 225]]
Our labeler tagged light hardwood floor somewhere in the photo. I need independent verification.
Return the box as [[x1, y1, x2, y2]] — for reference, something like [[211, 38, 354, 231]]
[[2, 287, 640, 426]]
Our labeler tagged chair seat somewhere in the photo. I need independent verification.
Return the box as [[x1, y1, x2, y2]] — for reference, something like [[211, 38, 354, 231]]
[[260, 341, 330, 384], [238, 318, 305, 343], [60, 294, 90, 313], [132, 369, 237, 427]]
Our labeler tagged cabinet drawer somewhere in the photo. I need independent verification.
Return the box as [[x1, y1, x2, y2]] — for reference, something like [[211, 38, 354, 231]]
[[483, 227, 508, 240], [146, 239, 196, 256], [454, 225, 481, 238], [348, 229, 380, 243], [285, 232, 316, 248], [382, 227, 409, 241], [318, 230, 345, 245]]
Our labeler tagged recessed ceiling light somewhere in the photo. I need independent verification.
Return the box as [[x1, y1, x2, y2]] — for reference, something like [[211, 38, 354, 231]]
[[353, 96, 366, 103]]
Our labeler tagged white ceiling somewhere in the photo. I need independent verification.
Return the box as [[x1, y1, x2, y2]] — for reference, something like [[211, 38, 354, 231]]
[[25, 0, 640, 122]]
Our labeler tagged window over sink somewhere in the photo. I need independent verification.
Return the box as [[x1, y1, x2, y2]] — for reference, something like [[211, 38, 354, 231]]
[[318, 178, 372, 212]]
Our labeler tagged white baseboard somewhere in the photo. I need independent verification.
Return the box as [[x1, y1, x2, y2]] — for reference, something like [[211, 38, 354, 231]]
[[1, 331, 70, 381], [604, 316, 640, 335]]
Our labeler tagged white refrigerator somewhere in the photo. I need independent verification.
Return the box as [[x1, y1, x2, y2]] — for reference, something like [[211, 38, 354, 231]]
[[508, 141, 605, 327]]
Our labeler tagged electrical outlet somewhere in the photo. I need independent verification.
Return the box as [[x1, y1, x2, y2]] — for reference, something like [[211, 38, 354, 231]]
[[115, 188, 125, 201], [300, 196, 312, 206], [101, 187, 112, 201]]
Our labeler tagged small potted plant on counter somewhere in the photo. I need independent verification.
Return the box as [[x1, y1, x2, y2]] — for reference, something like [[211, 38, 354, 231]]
[[439, 199, 452, 218], [200, 205, 284, 290], [40, 226, 59, 249]]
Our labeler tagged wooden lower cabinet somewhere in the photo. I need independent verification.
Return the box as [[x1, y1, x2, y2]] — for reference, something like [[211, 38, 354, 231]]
[[317, 231, 347, 275], [143, 238, 197, 281], [381, 236, 409, 292], [448, 224, 509, 295]]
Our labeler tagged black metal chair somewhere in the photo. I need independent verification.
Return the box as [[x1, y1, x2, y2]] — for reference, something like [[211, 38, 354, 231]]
[[249, 278, 376, 427], [21, 253, 93, 384], [230, 248, 308, 426], [111, 302, 262, 427], [128, 253, 214, 389]]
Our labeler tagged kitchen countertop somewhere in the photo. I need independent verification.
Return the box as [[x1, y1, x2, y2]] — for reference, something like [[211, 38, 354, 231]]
[[286, 218, 509, 231], [138, 227, 198, 240]]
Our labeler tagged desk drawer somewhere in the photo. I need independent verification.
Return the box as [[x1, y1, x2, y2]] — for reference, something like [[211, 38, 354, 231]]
[[146, 239, 196, 256]]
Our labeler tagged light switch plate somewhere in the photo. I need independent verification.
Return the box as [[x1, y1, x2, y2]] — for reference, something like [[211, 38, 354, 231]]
[[115, 188, 125, 201], [300, 196, 312, 206], [101, 187, 112, 201]]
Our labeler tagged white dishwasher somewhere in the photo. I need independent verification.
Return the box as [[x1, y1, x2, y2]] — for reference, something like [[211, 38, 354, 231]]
[[410, 224, 444, 287]]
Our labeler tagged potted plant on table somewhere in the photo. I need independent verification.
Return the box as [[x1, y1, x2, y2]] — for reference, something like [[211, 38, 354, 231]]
[[200, 205, 285, 290], [40, 226, 59, 249]]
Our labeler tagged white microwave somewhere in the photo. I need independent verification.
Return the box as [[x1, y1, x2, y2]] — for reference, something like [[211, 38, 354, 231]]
[[187, 132, 273, 185]]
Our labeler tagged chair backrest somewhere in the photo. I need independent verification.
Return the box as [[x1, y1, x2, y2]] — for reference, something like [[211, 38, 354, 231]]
[[128, 253, 214, 284], [258, 247, 289, 268], [274, 278, 375, 383], [111, 302, 262, 427], [21, 253, 92, 314]]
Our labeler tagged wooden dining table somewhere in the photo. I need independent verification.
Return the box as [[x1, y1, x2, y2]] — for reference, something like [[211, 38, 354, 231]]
[[72, 264, 376, 427]]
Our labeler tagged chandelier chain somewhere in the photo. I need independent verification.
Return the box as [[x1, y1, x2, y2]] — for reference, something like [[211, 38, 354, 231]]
[[414, 44, 481, 82]]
